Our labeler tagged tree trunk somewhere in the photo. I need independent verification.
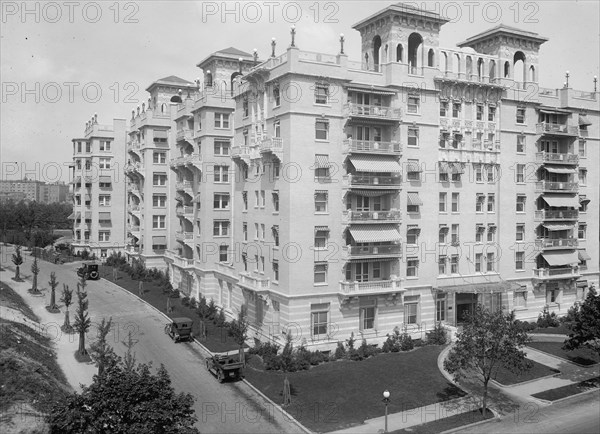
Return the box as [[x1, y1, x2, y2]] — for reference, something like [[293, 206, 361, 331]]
[[78, 331, 86, 355], [15, 266, 20, 280], [50, 290, 56, 308], [63, 310, 70, 329], [482, 379, 488, 419], [32, 274, 37, 291]]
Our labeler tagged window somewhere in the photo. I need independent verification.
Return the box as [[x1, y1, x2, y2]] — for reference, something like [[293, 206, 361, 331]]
[[476, 104, 484, 121], [475, 253, 482, 272], [273, 261, 279, 281], [214, 112, 230, 129], [486, 252, 495, 272], [242, 99, 249, 117], [407, 127, 419, 147], [487, 193, 495, 212], [440, 101, 448, 117], [272, 191, 279, 212], [273, 85, 280, 106], [272, 160, 280, 179], [153, 173, 167, 186], [260, 256, 265, 273], [214, 141, 230, 156], [406, 226, 419, 245], [452, 102, 461, 118], [578, 140, 586, 157], [99, 195, 111, 206], [514, 288, 527, 308], [152, 194, 166, 207], [219, 245, 228, 262], [517, 135, 525, 153], [213, 220, 230, 237], [85, 160, 92, 170], [314, 263, 328, 284], [242, 191, 248, 211], [152, 215, 166, 229], [476, 193, 484, 212], [486, 165, 495, 183], [254, 191, 259, 208], [516, 164, 525, 183], [439, 192, 447, 213], [99, 158, 111, 169], [451, 224, 459, 245], [214, 165, 229, 183], [406, 258, 419, 277], [439, 225, 448, 244], [407, 159, 421, 181], [153, 152, 166, 164], [254, 223, 259, 240], [516, 195, 526, 212], [450, 255, 459, 274], [475, 164, 483, 182], [404, 296, 419, 324], [85, 142, 91, 152], [488, 106, 496, 122], [438, 255, 447, 275], [546, 288, 559, 304], [578, 223, 586, 240], [439, 132, 449, 148], [77, 142, 82, 152], [273, 120, 281, 138], [315, 83, 329, 104], [476, 224, 485, 243], [487, 225, 496, 242], [451, 193, 460, 212], [311, 304, 329, 336], [516, 224, 525, 241], [213, 193, 230, 209], [360, 302, 376, 331], [515, 251, 525, 270], [579, 195, 588, 212], [243, 222, 248, 242], [436, 293, 447, 321], [579, 169, 587, 185], [260, 224, 265, 240], [260, 190, 265, 207], [315, 119, 329, 140], [516, 107, 526, 124], [407, 95, 420, 113], [272, 225, 279, 246], [99, 140, 111, 151], [315, 191, 328, 213], [314, 228, 329, 250]]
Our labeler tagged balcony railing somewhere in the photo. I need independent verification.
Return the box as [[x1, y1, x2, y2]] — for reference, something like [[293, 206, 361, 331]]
[[345, 174, 402, 187], [127, 183, 141, 195], [343, 209, 401, 223], [175, 181, 193, 192], [124, 162, 143, 175], [535, 181, 578, 192], [260, 137, 283, 154], [128, 204, 141, 213], [128, 225, 140, 234], [535, 238, 578, 249], [534, 210, 579, 221], [535, 152, 579, 165], [344, 103, 401, 120], [343, 244, 402, 258], [175, 128, 193, 142], [536, 123, 579, 136], [343, 139, 402, 155], [175, 231, 193, 241], [176, 206, 194, 218], [238, 272, 271, 293], [339, 278, 403, 295], [533, 266, 580, 279]]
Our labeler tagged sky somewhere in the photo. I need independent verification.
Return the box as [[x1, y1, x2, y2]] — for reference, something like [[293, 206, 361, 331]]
[[1, 0, 599, 183]]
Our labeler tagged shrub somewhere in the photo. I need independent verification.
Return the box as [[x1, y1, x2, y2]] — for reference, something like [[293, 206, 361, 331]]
[[181, 295, 190, 307], [426, 322, 448, 345], [537, 306, 560, 328], [382, 329, 402, 353], [334, 341, 346, 359], [189, 296, 197, 309], [215, 309, 226, 327], [207, 299, 217, 320], [249, 341, 280, 358], [399, 333, 414, 351], [197, 297, 208, 319], [562, 304, 579, 324], [169, 289, 180, 299]]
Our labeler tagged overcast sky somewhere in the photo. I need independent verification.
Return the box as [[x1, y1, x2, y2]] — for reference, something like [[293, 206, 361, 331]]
[[2, 1, 599, 183]]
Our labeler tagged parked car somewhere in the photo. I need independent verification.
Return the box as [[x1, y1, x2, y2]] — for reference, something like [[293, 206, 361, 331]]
[[206, 353, 244, 383], [164, 317, 194, 342], [76, 262, 100, 280]]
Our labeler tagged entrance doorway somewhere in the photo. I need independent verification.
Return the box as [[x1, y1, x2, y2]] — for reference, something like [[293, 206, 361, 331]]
[[455, 293, 478, 323]]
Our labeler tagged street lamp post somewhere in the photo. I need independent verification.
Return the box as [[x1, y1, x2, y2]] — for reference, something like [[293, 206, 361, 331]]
[[382, 390, 391, 433]]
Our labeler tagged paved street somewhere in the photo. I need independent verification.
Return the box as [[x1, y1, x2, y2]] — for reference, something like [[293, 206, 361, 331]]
[[0, 245, 305, 434]]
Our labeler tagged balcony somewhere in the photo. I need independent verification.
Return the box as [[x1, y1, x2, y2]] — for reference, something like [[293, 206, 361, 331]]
[[260, 137, 283, 158], [342, 243, 402, 259], [535, 181, 578, 192], [128, 204, 141, 216], [211, 262, 237, 280], [533, 266, 580, 280], [176, 206, 195, 221], [534, 210, 579, 221], [343, 209, 401, 224], [339, 278, 403, 296], [170, 153, 202, 170], [535, 238, 578, 250], [536, 123, 579, 136], [343, 139, 402, 155], [237, 272, 271, 294], [344, 103, 401, 120], [175, 231, 193, 242], [175, 128, 193, 143], [124, 162, 144, 176], [128, 225, 140, 238], [344, 174, 402, 188], [165, 249, 195, 269], [535, 152, 579, 165], [127, 183, 141, 197], [175, 181, 193, 194]]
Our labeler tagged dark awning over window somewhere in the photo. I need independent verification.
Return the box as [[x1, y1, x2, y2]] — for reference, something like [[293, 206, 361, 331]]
[[98, 212, 111, 220], [99, 176, 112, 183], [349, 225, 401, 243], [407, 192, 423, 206], [541, 251, 578, 266], [152, 236, 167, 244], [348, 155, 402, 173], [544, 166, 576, 174], [350, 189, 396, 197], [579, 115, 592, 126], [314, 155, 331, 169], [154, 129, 169, 139], [578, 250, 591, 261], [542, 194, 579, 208]]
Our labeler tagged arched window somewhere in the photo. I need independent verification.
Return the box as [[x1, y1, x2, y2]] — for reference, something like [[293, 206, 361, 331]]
[[477, 58, 484, 80], [373, 35, 382, 72], [466, 56, 473, 78], [408, 33, 423, 73], [489, 60, 496, 81], [513, 51, 526, 88], [170, 95, 182, 103], [161, 103, 167, 114], [428, 49, 435, 67], [529, 65, 536, 82], [365, 52, 369, 70], [452, 53, 460, 75], [440, 51, 448, 72], [384, 44, 389, 63], [504, 61, 510, 78], [396, 44, 403, 62], [230, 71, 242, 96]]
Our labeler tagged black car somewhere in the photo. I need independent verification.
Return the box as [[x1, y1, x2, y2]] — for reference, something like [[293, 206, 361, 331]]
[[76, 262, 100, 280]]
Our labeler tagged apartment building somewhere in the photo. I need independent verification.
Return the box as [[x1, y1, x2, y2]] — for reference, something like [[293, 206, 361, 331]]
[[165, 3, 598, 351], [124, 76, 197, 269], [70, 116, 128, 257], [0, 179, 43, 202]]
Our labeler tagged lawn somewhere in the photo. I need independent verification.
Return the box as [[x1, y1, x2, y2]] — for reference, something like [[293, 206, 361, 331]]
[[493, 359, 559, 386], [393, 408, 494, 433], [527, 341, 599, 366], [243, 346, 466, 433], [531, 376, 600, 401], [99, 265, 242, 353], [0, 280, 39, 322], [531, 325, 570, 335]]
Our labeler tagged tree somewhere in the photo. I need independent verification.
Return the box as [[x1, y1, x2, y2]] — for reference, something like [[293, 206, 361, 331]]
[[122, 330, 138, 372], [60, 284, 73, 331], [563, 286, 600, 356], [48, 361, 199, 433], [48, 272, 59, 311], [30, 253, 40, 293], [228, 306, 249, 367], [73, 277, 91, 355], [89, 317, 117, 376], [444, 304, 531, 417], [12, 245, 23, 280]]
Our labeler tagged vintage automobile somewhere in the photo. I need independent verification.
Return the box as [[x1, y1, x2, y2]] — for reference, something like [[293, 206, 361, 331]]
[[164, 317, 194, 342], [76, 262, 100, 280], [206, 352, 244, 383]]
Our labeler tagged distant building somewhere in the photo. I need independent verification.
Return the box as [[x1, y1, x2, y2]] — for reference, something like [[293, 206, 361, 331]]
[[0, 180, 70, 204]]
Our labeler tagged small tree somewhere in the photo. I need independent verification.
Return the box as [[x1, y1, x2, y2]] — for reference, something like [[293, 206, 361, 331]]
[[12, 245, 23, 280], [48, 272, 59, 311], [89, 317, 117, 376], [73, 277, 91, 355], [228, 306, 249, 367], [122, 330, 138, 372], [444, 304, 531, 418], [60, 284, 73, 332], [30, 253, 40, 293], [563, 286, 600, 356]]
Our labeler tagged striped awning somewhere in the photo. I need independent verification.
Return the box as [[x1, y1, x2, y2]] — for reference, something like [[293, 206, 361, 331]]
[[450, 163, 464, 174], [579, 115, 592, 126], [99, 212, 111, 220], [349, 189, 396, 197], [315, 155, 331, 169], [580, 196, 590, 206], [541, 251, 578, 266], [438, 162, 451, 174], [542, 223, 575, 231], [346, 83, 396, 95], [152, 236, 167, 244], [578, 250, 591, 261], [99, 176, 112, 183], [67, 212, 75, 219], [577, 279, 588, 288], [437, 281, 520, 294], [348, 257, 397, 263], [406, 161, 422, 173], [476, 225, 486, 232], [407, 192, 423, 206], [74, 212, 81, 220], [539, 107, 571, 115], [348, 155, 402, 173], [154, 129, 169, 139], [349, 224, 402, 243], [315, 226, 330, 233], [544, 166, 576, 174], [72, 176, 81, 184], [542, 194, 579, 208]]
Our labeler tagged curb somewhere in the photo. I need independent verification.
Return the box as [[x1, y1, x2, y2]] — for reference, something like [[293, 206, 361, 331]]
[[440, 410, 499, 434], [525, 345, 599, 369], [490, 371, 561, 389], [533, 381, 600, 405]]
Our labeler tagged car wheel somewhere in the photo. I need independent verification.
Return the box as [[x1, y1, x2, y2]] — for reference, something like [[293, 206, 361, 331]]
[[89, 271, 99, 279]]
